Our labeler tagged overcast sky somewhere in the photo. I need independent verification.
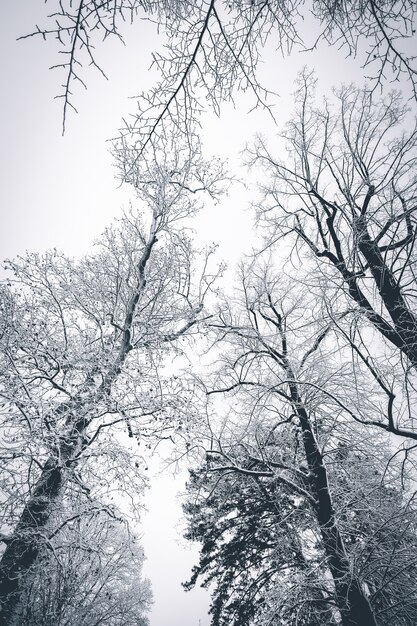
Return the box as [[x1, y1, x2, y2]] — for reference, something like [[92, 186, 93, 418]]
[[0, 4, 375, 626]]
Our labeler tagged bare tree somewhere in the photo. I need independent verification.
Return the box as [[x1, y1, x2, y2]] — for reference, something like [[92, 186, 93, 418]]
[[250, 74, 417, 442], [188, 265, 392, 626], [22, 1, 417, 136], [0, 144, 223, 623]]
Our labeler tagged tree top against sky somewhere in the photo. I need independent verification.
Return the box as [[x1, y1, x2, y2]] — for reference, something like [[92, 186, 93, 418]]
[[22, 0, 417, 140]]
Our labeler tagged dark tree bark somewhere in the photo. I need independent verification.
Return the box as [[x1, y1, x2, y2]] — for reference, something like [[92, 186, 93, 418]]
[[291, 389, 377, 626], [0, 447, 72, 623], [283, 355, 378, 625], [355, 208, 417, 368]]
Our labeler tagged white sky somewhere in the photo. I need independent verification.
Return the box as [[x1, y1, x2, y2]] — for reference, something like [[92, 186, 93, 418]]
[[0, 3, 384, 626]]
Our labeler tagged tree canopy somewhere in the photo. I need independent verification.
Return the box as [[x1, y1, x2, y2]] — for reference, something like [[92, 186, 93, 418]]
[[2, 2, 417, 625], [24, 1, 417, 138]]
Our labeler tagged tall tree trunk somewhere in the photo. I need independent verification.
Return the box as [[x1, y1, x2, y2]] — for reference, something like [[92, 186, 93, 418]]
[[0, 429, 83, 624], [261, 292, 378, 623], [287, 380, 378, 626]]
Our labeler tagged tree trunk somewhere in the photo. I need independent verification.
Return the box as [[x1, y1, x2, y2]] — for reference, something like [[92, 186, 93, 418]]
[[355, 215, 417, 369], [288, 381, 378, 626], [0, 425, 83, 624]]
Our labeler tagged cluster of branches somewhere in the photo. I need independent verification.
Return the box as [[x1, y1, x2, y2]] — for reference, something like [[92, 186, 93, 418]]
[[17, 492, 152, 626], [23, 0, 417, 139], [180, 75, 417, 626], [250, 74, 417, 441], [184, 261, 417, 625], [0, 140, 224, 623]]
